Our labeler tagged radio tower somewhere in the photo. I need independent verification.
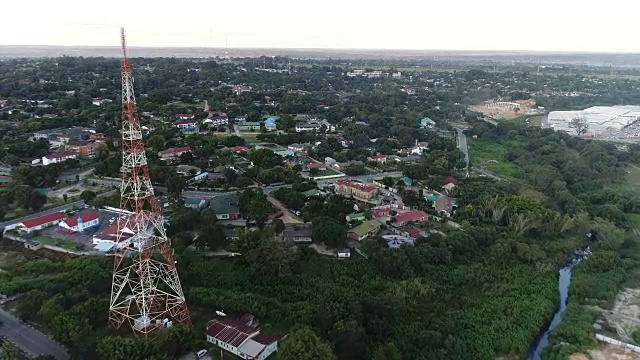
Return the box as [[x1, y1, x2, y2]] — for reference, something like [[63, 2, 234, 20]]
[[109, 28, 190, 337]]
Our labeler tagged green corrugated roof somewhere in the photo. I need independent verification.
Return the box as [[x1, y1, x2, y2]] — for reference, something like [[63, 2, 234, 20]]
[[349, 220, 381, 237]]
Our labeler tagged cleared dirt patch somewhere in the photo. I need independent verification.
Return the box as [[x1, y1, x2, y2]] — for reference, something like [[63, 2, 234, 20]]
[[569, 354, 590, 360], [469, 99, 536, 120], [593, 288, 640, 342], [590, 345, 640, 360]]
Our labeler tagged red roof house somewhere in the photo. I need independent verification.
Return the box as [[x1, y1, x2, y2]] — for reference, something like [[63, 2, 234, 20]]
[[393, 210, 429, 226], [59, 211, 100, 233], [206, 318, 278, 359], [19, 212, 67, 233]]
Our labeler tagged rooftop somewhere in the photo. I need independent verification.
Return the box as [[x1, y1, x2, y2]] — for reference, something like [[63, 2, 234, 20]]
[[61, 211, 100, 227], [210, 193, 240, 215], [336, 179, 377, 193], [21, 212, 66, 229], [394, 210, 428, 224], [349, 220, 382, 237]]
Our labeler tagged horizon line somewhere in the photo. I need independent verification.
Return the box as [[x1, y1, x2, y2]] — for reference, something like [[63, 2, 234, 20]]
[[1, 44, 639, 56]]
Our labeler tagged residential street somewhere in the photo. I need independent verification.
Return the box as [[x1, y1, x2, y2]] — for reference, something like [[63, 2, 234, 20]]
[[0, 309, 69, 360], [455, 127, 470, 176]]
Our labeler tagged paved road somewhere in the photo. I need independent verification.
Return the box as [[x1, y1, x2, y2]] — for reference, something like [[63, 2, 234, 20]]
[[89, 177, 168, 193], [455, 128, 470, 176], [267, 196, 302, 224], [0, 200, 85, 229], [0, 309, 69, 360]]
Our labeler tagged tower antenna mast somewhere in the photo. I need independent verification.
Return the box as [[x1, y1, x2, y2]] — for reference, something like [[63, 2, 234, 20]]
[[109, 28, 191, 338]]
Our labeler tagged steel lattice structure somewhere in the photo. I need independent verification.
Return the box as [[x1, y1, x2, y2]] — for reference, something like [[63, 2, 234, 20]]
[[109, 28, 190, 337]]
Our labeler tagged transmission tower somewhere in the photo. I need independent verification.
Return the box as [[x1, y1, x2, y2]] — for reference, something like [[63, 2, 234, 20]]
[[109, 28, 190, 338]]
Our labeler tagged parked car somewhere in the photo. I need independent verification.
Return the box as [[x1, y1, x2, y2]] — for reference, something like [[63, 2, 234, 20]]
[[196, 349, 208, 359]]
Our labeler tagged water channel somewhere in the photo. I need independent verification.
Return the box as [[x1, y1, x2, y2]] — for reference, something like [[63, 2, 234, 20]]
[[527, 253, 587, 360]]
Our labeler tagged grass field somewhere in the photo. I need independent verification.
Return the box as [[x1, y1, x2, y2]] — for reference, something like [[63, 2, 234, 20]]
[[30, 235, 80, 251], [496, 115, 544, 127], [468, 137, 521, 178]]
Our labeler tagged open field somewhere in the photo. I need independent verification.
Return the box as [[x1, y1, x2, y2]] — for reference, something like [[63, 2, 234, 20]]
[[468, 137, 521, 178], [497, 115, 544, 127], [29, 234, 80, 251]]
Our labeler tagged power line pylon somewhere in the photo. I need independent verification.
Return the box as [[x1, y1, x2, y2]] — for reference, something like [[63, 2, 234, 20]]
[[108, 28, 190, 338]]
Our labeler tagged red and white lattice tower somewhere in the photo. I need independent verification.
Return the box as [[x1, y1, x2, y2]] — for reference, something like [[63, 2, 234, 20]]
[[109, 28, 190, 337]]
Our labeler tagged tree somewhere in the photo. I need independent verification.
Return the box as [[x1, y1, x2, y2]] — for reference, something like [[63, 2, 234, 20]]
[[569, 116, 588, 136], [80, 190, 97, 203], [279, 327, 335, 360], [96, 336, 159, 360], [309, 168, 320, 176], [0, 341, 22, 360], [159, 325, 196, 358], [63, 193, 68, 203], [312, 216, 346, 247], [373, 342, 402, 360], [249, 148, 283, 169], [95, 143, 110, 161]]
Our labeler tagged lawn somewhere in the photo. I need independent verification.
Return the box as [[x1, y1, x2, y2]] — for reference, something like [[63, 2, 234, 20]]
[[315, 168, 341, 177], [30, 235, 81, 251]]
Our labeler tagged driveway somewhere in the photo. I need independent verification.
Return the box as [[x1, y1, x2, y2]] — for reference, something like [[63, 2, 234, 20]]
[[0, 309, 69, 359], [267, 196, 301, 224]]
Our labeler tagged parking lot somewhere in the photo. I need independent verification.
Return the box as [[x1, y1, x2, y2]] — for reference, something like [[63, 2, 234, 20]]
[[37, 210, 119, 251]]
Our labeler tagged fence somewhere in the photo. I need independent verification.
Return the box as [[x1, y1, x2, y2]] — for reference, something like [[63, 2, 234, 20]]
[[596, 333, 640, 353]]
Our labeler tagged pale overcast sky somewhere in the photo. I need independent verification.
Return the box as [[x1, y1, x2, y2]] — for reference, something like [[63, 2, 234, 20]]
[[1, 0, 638, 52]]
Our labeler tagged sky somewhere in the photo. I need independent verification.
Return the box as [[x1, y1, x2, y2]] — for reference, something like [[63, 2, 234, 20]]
[[2, 0, 639, 52]]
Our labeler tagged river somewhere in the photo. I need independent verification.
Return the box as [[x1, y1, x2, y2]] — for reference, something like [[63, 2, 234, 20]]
[[527, 253, 587, 360]]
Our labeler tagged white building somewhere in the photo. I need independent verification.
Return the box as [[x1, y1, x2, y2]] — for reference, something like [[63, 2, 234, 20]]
[[206, 318, 278, 360], [547, 105, 640, 136], [42, 151, 79, 166], [295, 122, 321, 132], [17, 212, 67, 234], [59, 211, 100, 233]]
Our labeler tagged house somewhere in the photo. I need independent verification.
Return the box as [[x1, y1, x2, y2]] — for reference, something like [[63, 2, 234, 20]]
[[399, 176, 413, 186], [42, 151, 79, 166], [348, 220, 382, 241], [303, 162, 326, 172], [66, 140, 98, 157], [58, 211, 100, 233], [206, 318, 278, 360], [175, 113, 195, 120], [295, 123, 321, 132], [92, 220, 135, 248], [333, 160, 363, 170], [210, 194, 241, 220], [231, 85, 252, 95], [173, 121, 197, 129], [409, 141, 429, 155], [0, 175, 13, 186], [236, 121, 261, 131], [263, 116, 280, 131], [205, 112, 229, 126], [393, 210, 429, 226], [433, 196, 454, 217], [282, 224, 313, 243], [420, 117, 436, 129], [158, 146, 191, 162], [335, 179, 380, 203], [18, 212, 67, 234], [441, 176, 459, 192], [338, 249, 351, 258], [367, 155, 387, 164], [287, 143, 308, 152], [394, 226, 424, 241], [382, 235, 415, 248], [185, 198, 208, 209], [233, 146, 250, 154]]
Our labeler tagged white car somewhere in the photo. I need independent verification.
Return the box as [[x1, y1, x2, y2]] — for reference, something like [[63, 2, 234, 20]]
[[196, 349, 208, 358]]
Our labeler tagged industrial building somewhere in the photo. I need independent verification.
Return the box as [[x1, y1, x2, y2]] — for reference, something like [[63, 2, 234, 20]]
[[547, 106, 640, 136]]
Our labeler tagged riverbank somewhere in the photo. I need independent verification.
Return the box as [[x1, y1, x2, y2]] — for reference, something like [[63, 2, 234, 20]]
[[541, 242, 640, 360]]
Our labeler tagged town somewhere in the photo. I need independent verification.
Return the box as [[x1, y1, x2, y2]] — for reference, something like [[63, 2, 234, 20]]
[[0, 48, 640, 360]]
